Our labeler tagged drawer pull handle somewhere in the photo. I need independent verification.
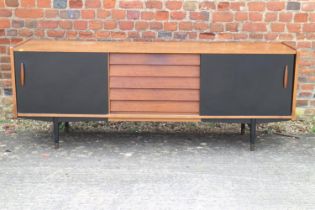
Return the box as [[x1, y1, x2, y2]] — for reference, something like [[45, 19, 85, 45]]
[[283, 65, 288, 89], [20, 62, 25, 87]]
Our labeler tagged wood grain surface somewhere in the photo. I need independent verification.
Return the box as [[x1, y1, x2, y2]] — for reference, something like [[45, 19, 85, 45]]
[[110, 89, 199, 101], [14, 40, 296, 54], [109, 53, 200, 115], [110, 65, 199, 77], [110, 77, 200, 89], [110, 54, 200, 65], [110, 101, 199, 114]]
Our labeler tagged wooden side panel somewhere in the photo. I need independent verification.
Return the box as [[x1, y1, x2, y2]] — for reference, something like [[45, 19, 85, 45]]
[[291, 53, 299, 120], [110, 54, 200, 65], [10, 47, 17, 118], [109, 53, 200, 115]]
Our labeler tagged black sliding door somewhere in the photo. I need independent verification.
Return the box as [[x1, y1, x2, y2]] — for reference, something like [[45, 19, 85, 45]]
[[200, 54, 295, 116], [14, 52, 108, 114]]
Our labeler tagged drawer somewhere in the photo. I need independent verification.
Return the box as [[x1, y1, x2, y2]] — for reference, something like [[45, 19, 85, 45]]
[[110, 77, 199, 89], [110, 89, 199, 101], [109, 53, 200, 65], [111, 101, 199, 114], [110, 65, 200, 77]]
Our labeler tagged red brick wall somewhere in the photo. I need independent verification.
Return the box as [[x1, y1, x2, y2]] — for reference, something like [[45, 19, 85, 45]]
[[0, 0, 314, 118]]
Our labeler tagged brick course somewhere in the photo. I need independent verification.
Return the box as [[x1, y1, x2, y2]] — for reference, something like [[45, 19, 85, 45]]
[[0, 0, 315, 118]]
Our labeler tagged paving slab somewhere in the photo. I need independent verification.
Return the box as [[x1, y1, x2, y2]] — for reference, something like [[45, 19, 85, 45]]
[[0, 130, 314, 210]]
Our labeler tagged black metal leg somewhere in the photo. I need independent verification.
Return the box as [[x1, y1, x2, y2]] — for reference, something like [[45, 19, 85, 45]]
[[241, 123, 245, 135], [250, 119, 256, 151], [53, 118, 60, 149], [64, 122, 70, 133]]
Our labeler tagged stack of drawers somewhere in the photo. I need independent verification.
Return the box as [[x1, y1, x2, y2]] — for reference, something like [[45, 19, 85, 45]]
[[109, 53, 200, 115]]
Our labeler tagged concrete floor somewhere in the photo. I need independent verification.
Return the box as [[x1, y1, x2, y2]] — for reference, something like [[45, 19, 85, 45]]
[[0, 129, 314, 210]]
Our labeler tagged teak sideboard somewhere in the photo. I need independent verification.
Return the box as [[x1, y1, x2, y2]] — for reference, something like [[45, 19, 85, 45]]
[[10, 40, 298, 150]]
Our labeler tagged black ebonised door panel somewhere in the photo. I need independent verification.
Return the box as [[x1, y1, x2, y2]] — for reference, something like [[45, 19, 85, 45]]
[[200, 54, 295, 116], [14, 52, 108, 114]]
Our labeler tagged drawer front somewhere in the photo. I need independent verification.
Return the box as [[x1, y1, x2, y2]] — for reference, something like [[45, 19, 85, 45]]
[[110, 53, 200, 65], [109, 53, 200, 115], [110, 77, 199, 89], [110, 65, 199, 77], [200, 54, 295, 116], [14, 52, 108, 115]]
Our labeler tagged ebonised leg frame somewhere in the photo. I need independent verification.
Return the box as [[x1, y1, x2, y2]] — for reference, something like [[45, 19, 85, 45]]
[[250, 119, 256, 151], [53, 118, 60, 149], [64, 122, 70, 133], [241, 123, 246, 135], [53, 119, 257, 150]]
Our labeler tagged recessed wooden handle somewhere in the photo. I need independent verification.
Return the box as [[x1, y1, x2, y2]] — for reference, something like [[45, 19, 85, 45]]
[[20, 62, 25, 87], [283, 65, 288, 88]]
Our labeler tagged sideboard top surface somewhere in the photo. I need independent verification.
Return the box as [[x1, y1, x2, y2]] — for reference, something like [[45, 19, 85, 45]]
[[13, 40, 296, 54]]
